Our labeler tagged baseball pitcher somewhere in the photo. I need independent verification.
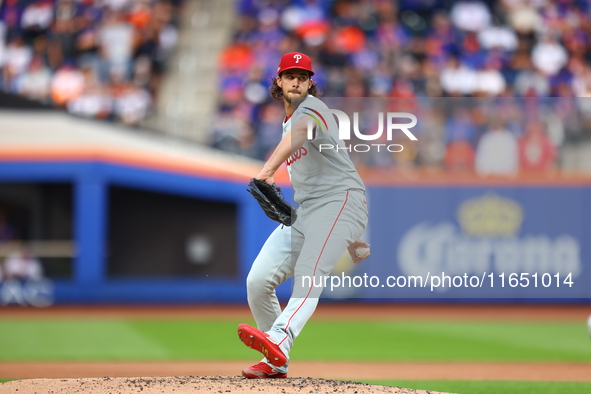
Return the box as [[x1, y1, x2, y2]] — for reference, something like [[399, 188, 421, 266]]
[[238, 52, 370, 378]]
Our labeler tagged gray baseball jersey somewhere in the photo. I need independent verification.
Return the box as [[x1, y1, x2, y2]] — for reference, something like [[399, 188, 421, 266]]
[[245, 95, 368, 375], [283, 95, 365, 204]]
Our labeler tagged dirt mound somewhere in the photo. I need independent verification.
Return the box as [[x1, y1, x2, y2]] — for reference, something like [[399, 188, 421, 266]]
[[0, 376, 451, 394]]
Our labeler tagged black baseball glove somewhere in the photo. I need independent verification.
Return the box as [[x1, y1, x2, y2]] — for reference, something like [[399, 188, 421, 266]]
[[247, 178, 297, 226]]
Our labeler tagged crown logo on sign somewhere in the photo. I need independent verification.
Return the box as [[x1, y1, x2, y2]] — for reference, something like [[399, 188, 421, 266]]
[[457, 193, 523, 237]]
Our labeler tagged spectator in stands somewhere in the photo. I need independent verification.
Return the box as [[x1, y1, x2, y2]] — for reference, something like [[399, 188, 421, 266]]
[[3, 244, 44, 281], [475, 118, 519, 176], [415, 107, 446, 168], [572, 65, 591, 120], [514, 64, 551, 97], [16, 55, 52, 101], [113, 84, 152, 126], [476, 57, 506, 96], [441, 105, 479, 172], [531, 33, 568, 77], [47, 0, 79, 69], [444, 139, 476, 173], [478, 23, 518, 53], [50, 61, 85, 106], [450, 1, 491, 33], [440, 55, 477, 96], [67, 64, 112, 119], [97, 10, 134, 82], [503, 0, 539, 36], [2, 35, 32, 91], [445, 106, 479, 146], [518, 120, 557, 172]]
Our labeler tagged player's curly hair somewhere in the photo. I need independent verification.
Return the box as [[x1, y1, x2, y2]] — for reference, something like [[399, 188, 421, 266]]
[[270, 75, 322, 101]]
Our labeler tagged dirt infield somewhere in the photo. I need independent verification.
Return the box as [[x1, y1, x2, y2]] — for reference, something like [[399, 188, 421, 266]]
[[0, 376, 450, 394], [2, 361, 591, 381]]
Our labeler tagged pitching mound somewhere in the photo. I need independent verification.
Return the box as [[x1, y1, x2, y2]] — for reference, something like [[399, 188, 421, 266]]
[[0, 376, 451, 393]]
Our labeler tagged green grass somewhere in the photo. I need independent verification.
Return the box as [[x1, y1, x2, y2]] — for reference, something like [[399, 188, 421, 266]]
[[0, 319, 254, 361], [365, 380, 591, 394], [292, 320, 591, 362], [0, 319, 590, 362]]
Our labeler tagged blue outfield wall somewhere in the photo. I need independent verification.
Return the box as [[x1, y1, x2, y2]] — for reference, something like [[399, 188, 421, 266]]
[[349, 187, 591, 301], [0, 160, 281, 304], [1, 160, 590, 303]]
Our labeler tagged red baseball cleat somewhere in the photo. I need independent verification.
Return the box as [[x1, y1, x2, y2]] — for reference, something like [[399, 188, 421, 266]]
[[237, 324, 287, 367], [242, 362, 287, 379]]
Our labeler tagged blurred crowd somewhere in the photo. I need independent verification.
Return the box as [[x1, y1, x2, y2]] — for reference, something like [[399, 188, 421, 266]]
[[335, 97, 571, 176], [212, 0, 591, 174], [0, 0, 182, 126]]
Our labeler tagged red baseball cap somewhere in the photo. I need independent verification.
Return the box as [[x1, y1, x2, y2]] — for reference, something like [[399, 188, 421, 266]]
[[277, 52, 314, 76]]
